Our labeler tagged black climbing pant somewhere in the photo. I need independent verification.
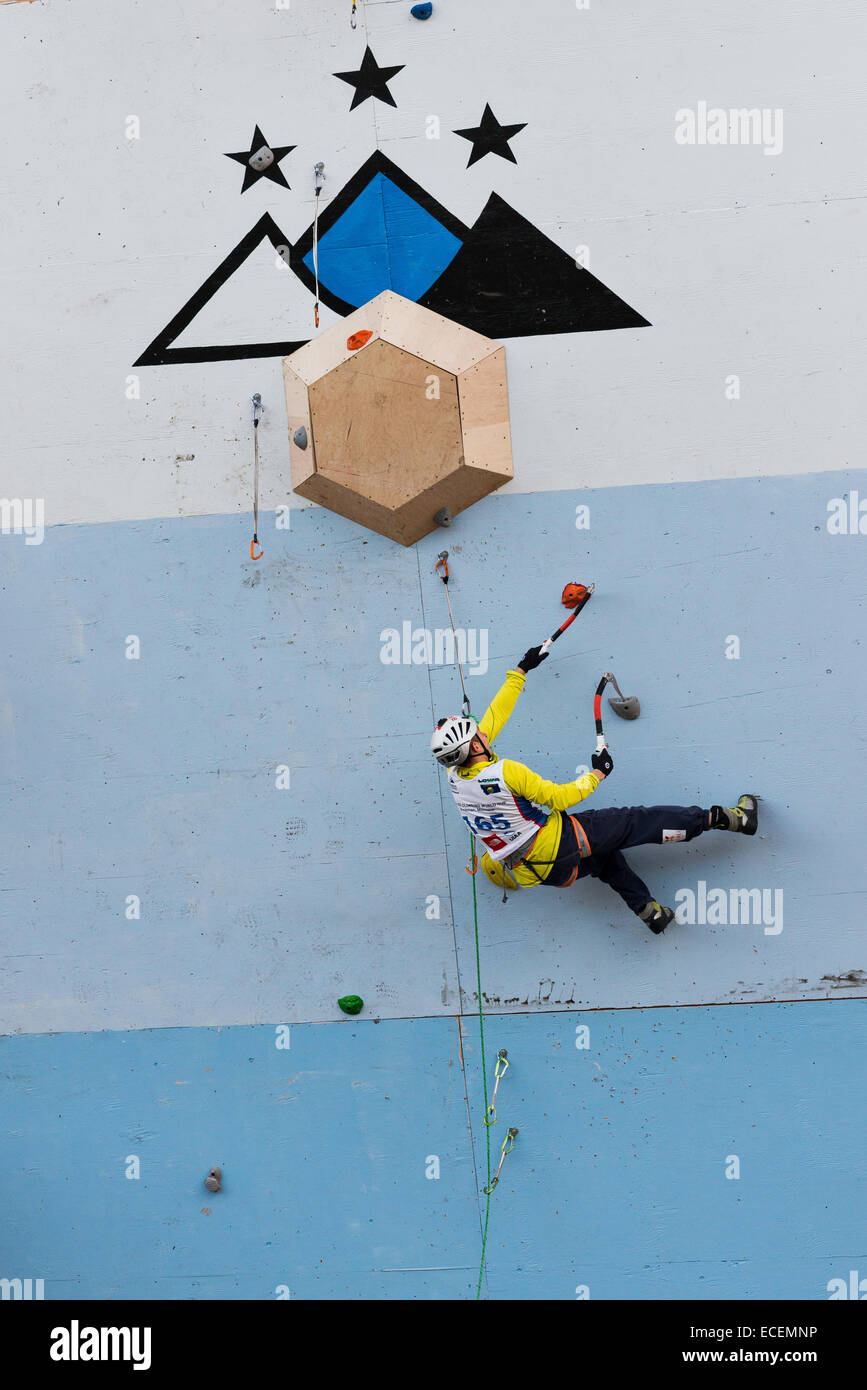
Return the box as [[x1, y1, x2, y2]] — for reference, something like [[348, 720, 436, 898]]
[[543, 804, 709, 914]]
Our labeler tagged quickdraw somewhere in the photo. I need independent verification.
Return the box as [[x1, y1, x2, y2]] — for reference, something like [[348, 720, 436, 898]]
[[435, 551, 471, 717], [483, 1128, 518, 1194], [312, 163, 325, 326], [250, 393, 263, 560], [484, 1050, 509, 1127]]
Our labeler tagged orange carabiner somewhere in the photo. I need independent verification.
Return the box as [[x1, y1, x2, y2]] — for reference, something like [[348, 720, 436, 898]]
[[251, 537, 263, 560], [466, 853, 478, 875], [435, 551, 449, 584]]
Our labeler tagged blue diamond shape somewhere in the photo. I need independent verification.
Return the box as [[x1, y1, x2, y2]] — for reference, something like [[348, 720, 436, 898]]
[[303, 172, 462, 307]]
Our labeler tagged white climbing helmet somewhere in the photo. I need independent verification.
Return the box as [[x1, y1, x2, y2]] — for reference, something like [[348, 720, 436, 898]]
[[431, 715, 478, 767]]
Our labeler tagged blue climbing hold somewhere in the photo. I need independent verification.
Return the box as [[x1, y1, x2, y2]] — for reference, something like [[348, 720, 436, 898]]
[[411, 3, 433, 18]]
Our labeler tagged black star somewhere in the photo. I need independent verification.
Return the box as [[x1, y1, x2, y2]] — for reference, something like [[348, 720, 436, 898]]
[[454, 104, 527, 167], [334, 46, 404, 110], [225, 125, 296, 193]]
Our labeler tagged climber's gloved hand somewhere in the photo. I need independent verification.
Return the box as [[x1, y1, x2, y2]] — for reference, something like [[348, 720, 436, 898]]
[[592, 747, 614, 778], [516, 645, 548, 673]]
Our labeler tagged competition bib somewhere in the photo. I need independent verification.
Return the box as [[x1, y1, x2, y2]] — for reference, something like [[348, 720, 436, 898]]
[[447, 759, 547, 861]]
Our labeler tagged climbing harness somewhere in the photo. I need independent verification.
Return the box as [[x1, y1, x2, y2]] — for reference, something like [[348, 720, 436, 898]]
[[250, 393, 263, 560], [312, 163, 325, 327], [435, 551, 471, 717], [484, 1129, 518, 1195], [484, 1050, 509, 1127]]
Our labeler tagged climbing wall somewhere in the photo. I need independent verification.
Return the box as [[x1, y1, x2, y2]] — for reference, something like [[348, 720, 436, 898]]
[[1, 0, 865, 1301]]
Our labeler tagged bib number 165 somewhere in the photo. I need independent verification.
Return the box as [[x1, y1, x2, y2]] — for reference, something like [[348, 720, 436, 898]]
[[462, 813, 510, 833]]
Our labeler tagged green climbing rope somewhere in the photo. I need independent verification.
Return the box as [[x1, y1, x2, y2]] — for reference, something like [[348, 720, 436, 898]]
[[469, 833, 494, 1300]]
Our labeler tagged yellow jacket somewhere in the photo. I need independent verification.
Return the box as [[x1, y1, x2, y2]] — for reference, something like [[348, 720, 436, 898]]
[[454, 670, 601, 888]]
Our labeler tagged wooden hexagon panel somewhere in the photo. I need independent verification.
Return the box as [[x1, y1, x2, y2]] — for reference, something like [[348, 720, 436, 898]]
[[282, 290, 512, 546]]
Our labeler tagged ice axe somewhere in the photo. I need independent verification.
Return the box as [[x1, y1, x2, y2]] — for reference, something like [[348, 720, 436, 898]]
[[539, 582, 595, 657], [542, 582, 639, 721], [594, 672, 640, 762]]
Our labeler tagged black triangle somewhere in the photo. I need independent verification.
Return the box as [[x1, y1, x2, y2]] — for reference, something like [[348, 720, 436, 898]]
[[134, 213, 308, 366], [419, 192, 649, 337]]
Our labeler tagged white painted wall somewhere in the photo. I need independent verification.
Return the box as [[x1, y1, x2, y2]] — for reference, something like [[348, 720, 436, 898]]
[[1, 0, 864, 526]]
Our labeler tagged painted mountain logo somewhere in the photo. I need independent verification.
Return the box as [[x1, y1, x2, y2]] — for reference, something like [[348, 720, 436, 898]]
[[135, 151, 649, 366]]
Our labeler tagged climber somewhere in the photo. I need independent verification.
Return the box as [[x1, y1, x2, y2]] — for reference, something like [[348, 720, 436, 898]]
[[430, 646, 758, 934]]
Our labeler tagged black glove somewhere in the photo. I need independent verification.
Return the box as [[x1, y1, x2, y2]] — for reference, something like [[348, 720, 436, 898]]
[[517, 645, 548, 673], [592, 747, 613, 777]]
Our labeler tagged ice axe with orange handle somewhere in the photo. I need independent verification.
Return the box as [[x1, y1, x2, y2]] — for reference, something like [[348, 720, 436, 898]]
[[595, 671, 640, 751], [538, 582, 595, 657], [540, 582, 640, 725]]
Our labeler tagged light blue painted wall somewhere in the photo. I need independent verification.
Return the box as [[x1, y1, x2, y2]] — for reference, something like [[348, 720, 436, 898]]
[[1, 1002, 864, 1300], [1, 473, 864, 1033]]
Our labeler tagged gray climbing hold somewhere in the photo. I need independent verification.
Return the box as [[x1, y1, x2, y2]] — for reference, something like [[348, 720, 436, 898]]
[[603, 672, 641, 721], [608, 695, 640, 721], [293, 426, 308, 450], [204, 1166, 222, 1193], [434, 506, 451, 528]]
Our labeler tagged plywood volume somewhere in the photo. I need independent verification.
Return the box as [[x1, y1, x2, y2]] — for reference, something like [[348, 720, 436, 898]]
[[457, 348, 513, 475], [283, 291, 512, 546]]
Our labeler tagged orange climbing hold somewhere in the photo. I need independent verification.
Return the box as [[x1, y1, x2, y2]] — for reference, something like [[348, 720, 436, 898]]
[[346, 329, 373, 351], [561, 582, 589, 610]]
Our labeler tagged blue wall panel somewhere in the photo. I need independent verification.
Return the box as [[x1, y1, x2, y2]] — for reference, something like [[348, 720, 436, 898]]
[[0, 1019, 479, 1300], [1, 1002, 864, 1300]]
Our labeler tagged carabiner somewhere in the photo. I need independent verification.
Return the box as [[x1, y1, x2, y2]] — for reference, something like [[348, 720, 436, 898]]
[[484, 1049, 510, 1126], [483, 1127, 518, 1193]]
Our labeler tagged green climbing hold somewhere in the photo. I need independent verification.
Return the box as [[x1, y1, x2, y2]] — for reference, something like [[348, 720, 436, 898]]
[[338, 994, 364, 1015]]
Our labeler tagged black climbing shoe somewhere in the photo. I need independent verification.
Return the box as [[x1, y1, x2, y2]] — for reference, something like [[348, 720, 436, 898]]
[[639, 901, 675, 935], [711, 794, 759, 835]]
